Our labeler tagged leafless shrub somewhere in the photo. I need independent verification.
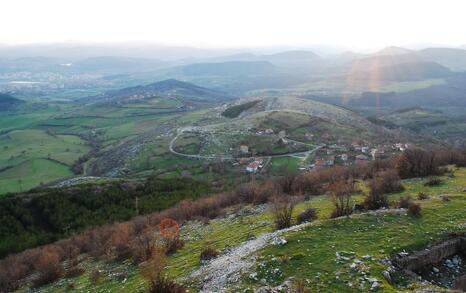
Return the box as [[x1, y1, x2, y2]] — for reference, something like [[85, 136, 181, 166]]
[[424, 177, 442, 186], [33, 246, 63, 288], [89, 269, 102, 285], [408, 203, 422, 217], [292, 278, 311, 293], [329, 179, 355, 218], [364, 170, 403, 210], [200, 246, 219, 261], [297, 208, 318, 224], [64, 266, 85, 278], [398, 196, 412, 209], [130, 232, 157, 263], [140, 243, 186, 293], [271, 195, 295, 230], [417, 192, 429, 200], [397, 148, 442, 178]]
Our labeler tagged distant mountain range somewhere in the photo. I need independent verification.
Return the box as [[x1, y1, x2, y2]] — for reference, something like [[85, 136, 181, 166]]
[[181, 61, 277, 76], [71, 56, 164, 73], [371, 46, 414, 56], [208, 50, 321, 68]]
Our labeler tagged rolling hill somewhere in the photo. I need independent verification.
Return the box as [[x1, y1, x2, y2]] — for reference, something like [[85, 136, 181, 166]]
[[80, 79, 232, 105], [418, 47, 466, 71], [215, 96, 402, 145], [0, 93, 24, 111]]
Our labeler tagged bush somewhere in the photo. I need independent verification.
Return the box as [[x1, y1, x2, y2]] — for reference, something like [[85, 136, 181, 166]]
[[417, 192, 429, 200], [293, 278, 311, 293], [371, 170, 404, 194], [297, 208, 318, 224], [408, 203, 422, 217], [329, 180, 355, 218], [424, 177, 442, 186], [397, 148, 442, 178], [146, 274, 186, 293], [141, 243, 186, 293], [363, 191, 388, 210], [271, 195, 295, 230], [64, 266, 85, 278], [164, 236, 184, 255], [33, 247, 63, 288], [364, 170, 403, 210], [159, 218, 184, 255], [397, 196, 412, 209], [200, 246, 219, 261], [89, 269, 102, 285]]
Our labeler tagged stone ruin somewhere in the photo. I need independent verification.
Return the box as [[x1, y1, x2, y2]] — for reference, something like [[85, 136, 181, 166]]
[[393, 234, 466, 291]]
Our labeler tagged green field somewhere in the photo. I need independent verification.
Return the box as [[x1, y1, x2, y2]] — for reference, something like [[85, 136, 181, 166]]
[[378, 79, 446, 93], [0, 158, 73, 194], [270, 156, 301, 173], [0, 129, 90, 194], [0, 129, 89, 167]]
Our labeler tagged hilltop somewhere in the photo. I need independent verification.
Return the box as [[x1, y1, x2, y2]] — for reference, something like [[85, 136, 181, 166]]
[[80, 79, 231, 105]]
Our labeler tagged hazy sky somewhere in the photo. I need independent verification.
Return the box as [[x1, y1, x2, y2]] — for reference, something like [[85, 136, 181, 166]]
[[2, 0, 466, 49]]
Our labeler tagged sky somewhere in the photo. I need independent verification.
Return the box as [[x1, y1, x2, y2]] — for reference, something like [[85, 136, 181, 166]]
[[2, 0, 466, 50]]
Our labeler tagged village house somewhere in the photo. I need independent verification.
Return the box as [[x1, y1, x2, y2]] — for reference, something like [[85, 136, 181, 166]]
[[313, 155, 335, 170], [240, 145, 249, 154], [246, 161, 260, 173], [340, 153, 348, 161], [313, 159, 327, 170], [239, 157, 252, 165], [371, 147, 386, 160], [355, 154, 369, 161], [325, 156, 335, 166]]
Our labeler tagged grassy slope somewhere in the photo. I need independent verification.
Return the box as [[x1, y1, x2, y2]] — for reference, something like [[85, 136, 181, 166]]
[[30, 168, 466, 293], [0, 129, 89, 194], [245, 169, 466, 292], [0, 159, 73, 194], [0, 129, 89, 166]]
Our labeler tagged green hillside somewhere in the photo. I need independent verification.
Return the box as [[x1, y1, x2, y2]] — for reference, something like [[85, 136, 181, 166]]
[[23, 167, 466, 293]]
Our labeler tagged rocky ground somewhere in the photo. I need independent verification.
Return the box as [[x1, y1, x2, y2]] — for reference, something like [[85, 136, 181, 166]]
[[416, 254, 465, 289]]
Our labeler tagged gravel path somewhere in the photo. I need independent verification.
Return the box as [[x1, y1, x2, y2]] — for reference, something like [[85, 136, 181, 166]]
[[187, 208, 406, 292], [188, 221, 310, 292]]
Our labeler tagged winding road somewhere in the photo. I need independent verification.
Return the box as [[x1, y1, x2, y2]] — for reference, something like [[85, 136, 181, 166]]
[[168, 128, 322, 160]]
